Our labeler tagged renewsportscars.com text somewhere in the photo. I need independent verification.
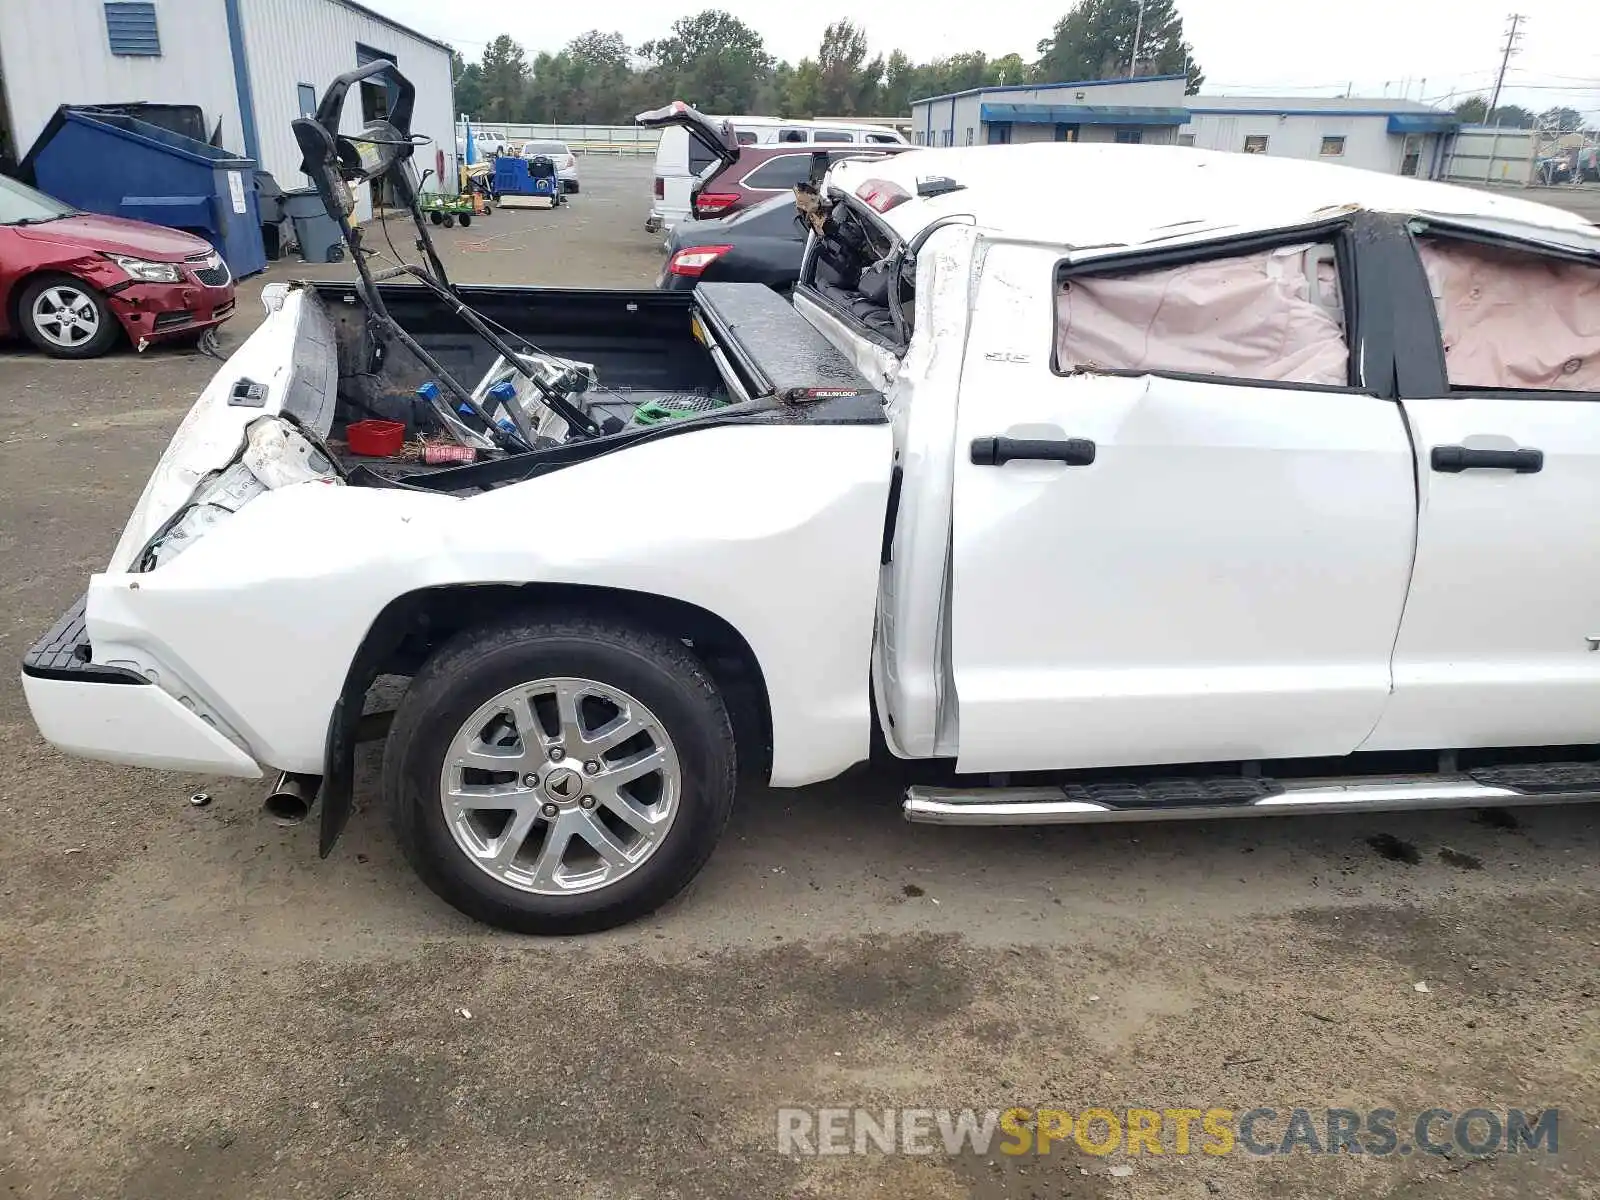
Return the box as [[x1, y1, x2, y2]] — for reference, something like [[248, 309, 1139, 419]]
[[776, 1106, 1560, 1158]]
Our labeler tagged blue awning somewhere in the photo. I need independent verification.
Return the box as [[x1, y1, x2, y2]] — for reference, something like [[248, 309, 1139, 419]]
[[980, 102, 1190, 127], [1387, 113, 1459, 134]]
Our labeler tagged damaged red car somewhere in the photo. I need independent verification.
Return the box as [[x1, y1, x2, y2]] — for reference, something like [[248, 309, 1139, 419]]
[[0, 174, 235, 358]]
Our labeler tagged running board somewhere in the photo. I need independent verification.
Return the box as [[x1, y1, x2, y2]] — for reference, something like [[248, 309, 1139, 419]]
[[903, 770, 1600, 826]]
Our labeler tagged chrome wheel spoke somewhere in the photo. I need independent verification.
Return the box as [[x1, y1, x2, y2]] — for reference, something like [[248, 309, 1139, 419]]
[[573, 811, 635, 868], [607, 746, 667, 788], [596, 789, 662, 836], [585, 711, 647, 755], [527, 815, 575, 889], [487, 805, 540, 870]]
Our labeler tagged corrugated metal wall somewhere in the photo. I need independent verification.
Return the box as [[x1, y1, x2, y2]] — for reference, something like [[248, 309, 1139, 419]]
[[238, 0, 455, 219], [0, 0, 242, 157]]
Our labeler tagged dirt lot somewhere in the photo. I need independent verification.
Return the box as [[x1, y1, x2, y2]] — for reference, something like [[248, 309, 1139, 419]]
[[1, 157, 1597, 1200]]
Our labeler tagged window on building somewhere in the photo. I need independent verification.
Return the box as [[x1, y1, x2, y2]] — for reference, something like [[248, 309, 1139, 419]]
[[941, 129, 953, 147], [965, 127, 974, 146], [1054, 242, 1350, 387], [1320, 135, 1346, 157], [1177, 133, 1197, 147], [1417, 238, 1600, 392], [297, 84, 318, 119], [104, 2, 160, 57], [1114, 127, 1143, 145], [1243, 135, 1269, 154]]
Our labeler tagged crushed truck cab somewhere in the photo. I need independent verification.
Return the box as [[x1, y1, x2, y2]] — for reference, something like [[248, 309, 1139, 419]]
[[24, 134, 1600, 935]]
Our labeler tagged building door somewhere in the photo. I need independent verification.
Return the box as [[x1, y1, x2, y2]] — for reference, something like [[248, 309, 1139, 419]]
[[986, 123, 1011, 145], [1054, 124, 1078, 142], [1400, 135, 1421, 176]]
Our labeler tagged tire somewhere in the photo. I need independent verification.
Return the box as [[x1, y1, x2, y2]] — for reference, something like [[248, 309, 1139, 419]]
[[429, 211, 443, 225], [459, 213, 472, 228], [385, 614, 737, 934], [17, 274, 119, 359], [442, 214, 455, 228]]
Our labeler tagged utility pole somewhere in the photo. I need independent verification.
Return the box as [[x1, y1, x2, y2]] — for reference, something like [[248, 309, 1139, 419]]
[[1488, 13, 1524, 124], [1130, 0, 1146, 78]]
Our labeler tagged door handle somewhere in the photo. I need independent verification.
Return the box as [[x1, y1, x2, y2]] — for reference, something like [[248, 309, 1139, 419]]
[[1430, 445, 1543, 474], [970, 436, 1096, 467]]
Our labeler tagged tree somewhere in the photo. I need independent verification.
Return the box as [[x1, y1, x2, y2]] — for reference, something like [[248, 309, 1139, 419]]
[[478, 34, 529, 122], [1452, 96, 1537, 127], [449, 46, 483, 118], [880, 50, 917, 116], [812, 20, 882, 116], [640, 10, 773, 112], [1035, 0, 1203, 93], [1539, 105, 1585, 133]]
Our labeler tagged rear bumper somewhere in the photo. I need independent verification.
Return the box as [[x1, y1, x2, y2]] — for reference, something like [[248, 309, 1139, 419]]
[[108, 280, 237, 343], [21, 595, 261, 777]]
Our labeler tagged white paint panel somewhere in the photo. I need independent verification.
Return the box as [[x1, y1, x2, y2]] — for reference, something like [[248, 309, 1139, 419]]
[[238, 0, 456, 215], [1365, 399, 1600, 750], [0, 0, 242, 156], [83, 420, 891, 785], [948, 242, 1417, 772], [21, 674, 262, 777]]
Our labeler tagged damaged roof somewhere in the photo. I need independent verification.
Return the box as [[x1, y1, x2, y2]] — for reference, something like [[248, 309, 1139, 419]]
[[825, 142, 1600, 255]]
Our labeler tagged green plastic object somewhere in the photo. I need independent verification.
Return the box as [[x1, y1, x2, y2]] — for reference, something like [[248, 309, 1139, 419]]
[[629, 395, 728, 426]]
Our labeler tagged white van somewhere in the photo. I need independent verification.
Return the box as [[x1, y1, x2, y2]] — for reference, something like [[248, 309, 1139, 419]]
[[637, 104, 907, 238]]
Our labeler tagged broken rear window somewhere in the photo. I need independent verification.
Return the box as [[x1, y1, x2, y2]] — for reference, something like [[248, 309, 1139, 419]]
[[1055, 243, 1349, 386]]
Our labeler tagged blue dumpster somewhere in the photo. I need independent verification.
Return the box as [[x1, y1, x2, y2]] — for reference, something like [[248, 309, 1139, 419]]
[[27, 108, 266, 278]]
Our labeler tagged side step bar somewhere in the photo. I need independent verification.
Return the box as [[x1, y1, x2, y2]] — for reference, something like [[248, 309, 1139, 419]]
[[903, 773, 1600, 826]]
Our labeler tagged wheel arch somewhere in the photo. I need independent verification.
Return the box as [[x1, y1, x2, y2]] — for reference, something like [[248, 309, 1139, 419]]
[[8, 268, 123, 346], [319, 581, 773, 855]]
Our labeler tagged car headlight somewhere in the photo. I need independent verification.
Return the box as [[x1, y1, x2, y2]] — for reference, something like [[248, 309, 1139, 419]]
[[105, 253, 184, 283]]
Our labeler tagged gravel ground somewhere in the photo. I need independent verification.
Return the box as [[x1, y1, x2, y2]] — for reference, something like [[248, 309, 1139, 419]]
[[1, 156, 1597, 1200]]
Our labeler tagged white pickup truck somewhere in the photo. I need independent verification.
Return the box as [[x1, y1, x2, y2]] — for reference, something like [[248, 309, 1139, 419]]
[[22, 141, 1600, 934]]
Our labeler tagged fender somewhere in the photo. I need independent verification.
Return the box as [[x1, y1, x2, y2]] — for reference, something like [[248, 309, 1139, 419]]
[[84, 419, 895, 800]]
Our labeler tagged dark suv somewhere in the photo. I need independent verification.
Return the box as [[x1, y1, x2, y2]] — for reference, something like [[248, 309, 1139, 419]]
[[690, 145, 913, 222]]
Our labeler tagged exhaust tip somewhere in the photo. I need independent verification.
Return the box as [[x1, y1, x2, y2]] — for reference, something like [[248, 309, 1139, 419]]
[[264, 772, 322, 827]]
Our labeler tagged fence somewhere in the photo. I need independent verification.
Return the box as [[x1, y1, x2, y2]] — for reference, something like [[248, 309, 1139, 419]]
[[457, 123, 660, 157], [1440, 125, 1537, 185], [1441, 123, 1600, 188]]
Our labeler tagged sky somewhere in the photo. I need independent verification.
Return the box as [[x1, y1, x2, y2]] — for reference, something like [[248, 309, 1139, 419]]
[[367, 0, 1600, 121]]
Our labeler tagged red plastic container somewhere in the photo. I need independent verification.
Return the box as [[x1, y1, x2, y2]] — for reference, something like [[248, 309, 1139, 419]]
[[346, 419, 405, 457]]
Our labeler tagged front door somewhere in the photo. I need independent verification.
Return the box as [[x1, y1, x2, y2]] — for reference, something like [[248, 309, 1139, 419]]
[[1363, 232, 1600, 751], [948, 238, 1418, 773]]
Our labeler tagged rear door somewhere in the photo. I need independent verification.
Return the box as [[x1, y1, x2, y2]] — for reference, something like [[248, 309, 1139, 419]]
[[637, 103, 742, 227], [1363, 230, 1600, 751], [947, 229, 1420, 773]]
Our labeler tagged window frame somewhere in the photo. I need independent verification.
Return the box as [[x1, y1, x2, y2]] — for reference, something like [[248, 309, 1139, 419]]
[[738, 153, 811, 191], [104, 1, 160, 57], [1114, 127, 1143, 145], [1048, 216, 1406, 397], [1399, 222, 1600, 403], [1319, 135, 1346, 157], [1242, 134, 1269, 154], [297, 83, 318, 118]]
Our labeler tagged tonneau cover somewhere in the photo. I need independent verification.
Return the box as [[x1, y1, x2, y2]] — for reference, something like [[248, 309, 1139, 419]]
[[693, 282, 879, 403]]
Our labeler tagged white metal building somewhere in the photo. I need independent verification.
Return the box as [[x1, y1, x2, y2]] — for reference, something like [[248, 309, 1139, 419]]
[[911, 76, 1190, 149], [1180, 97, 1458, 177], [0, 0, 455, 218]]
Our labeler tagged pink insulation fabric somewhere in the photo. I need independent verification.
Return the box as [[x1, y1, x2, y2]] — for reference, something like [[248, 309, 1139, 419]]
[[1418, 239, 1600, 391], [1055, 243, 1349, 386]]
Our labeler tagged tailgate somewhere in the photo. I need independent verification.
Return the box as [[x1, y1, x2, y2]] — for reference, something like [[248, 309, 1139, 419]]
[[692, 282, 879, 404]]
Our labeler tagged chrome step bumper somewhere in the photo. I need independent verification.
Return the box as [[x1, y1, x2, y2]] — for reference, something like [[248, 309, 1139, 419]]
[[903, 771, 1600, 826]]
